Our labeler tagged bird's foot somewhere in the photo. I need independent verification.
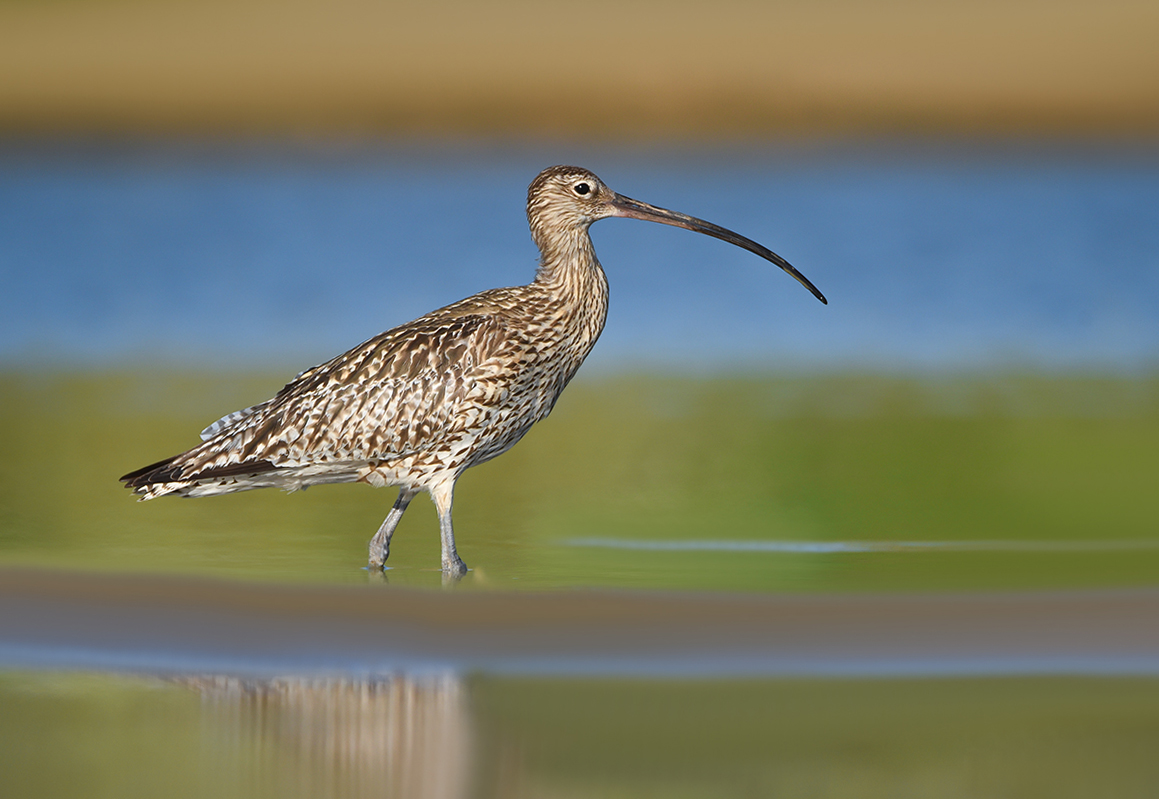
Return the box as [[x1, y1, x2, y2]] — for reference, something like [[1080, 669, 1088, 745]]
[[442, 556, 468, 580], [367, 536, 389, 570]]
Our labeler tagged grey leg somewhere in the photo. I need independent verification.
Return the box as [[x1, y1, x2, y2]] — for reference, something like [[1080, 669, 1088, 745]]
[[429, 481, 468, 578], [368, 487, 417, 570]]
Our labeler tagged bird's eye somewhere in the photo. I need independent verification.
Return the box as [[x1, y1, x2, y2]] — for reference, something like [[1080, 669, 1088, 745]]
[[573, 182, 591, 196]]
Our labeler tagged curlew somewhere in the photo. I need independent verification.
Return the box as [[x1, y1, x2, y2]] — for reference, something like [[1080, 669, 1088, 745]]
[[121, 166, 826, 576]]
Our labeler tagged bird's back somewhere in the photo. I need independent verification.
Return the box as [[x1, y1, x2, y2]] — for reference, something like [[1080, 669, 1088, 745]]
[[122, 279, 606, 499]]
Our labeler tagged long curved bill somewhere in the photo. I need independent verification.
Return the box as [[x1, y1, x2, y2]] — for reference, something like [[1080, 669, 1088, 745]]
[[610, 193, 827, 305]]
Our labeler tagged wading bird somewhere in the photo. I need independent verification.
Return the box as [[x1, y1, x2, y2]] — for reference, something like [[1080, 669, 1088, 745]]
[[121, 166, 826, 576]]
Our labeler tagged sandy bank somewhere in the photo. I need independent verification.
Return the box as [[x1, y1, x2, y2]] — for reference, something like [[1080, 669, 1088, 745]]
[[1, 0, 1157, 137]]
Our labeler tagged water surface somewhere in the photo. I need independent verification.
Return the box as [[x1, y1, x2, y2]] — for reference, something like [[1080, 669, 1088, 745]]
[[2, 141, 1157, 371], [3, 371, 1158, 591], [4, 670, 1159, 799]]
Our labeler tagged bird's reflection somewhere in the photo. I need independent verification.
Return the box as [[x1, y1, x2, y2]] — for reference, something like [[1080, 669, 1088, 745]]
[[177, 673, 472, 799]]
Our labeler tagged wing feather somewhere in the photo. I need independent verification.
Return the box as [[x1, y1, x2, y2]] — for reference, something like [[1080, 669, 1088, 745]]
[[151, 309, 516, 484]]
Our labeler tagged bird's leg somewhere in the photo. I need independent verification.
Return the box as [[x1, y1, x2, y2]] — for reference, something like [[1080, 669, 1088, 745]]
[[368, 488, 417, 570], [430, 481, 468, 578]]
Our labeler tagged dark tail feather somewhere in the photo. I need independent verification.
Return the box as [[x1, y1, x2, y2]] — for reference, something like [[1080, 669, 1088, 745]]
[[120, 456, 183, 487], [121, 455, 278, 489]]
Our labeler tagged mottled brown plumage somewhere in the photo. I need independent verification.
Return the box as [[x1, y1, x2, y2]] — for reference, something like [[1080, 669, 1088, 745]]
[[122, 166, 825, 576]]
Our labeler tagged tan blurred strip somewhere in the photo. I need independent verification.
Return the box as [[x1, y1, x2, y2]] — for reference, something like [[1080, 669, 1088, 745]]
[[1, 0, 1157, 136], [4, 566, 1159, 675]]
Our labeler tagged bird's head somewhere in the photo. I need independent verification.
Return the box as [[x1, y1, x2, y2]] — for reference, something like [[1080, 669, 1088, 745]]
[[527, 165, 617, 233], [527, 165, 828, 304]]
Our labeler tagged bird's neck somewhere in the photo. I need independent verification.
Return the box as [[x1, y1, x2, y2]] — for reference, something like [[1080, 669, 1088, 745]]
[[532, 227, 610, 343], [534, 227, 604, 289]]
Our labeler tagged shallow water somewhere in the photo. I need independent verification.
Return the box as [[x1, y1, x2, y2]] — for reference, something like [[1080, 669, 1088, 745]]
[[3, 371, 1158, 591], [3, 369, 1157, 797]]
